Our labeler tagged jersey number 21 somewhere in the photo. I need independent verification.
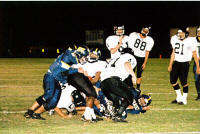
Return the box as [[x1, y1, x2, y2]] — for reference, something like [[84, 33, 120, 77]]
[[175, 43, 184, 55]]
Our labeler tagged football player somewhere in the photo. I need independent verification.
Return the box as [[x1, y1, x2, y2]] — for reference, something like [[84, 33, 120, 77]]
[[100, 53, 137, 122], [72, 47, 108, 120], [128, 27, 154, 90], [193, 26, 200, 101], [106, 25, 130, 60], [126, 89, 151, 115], [168, 27, 200, 105], [24, 46, 98, 121], [49, 85, 86, 118]]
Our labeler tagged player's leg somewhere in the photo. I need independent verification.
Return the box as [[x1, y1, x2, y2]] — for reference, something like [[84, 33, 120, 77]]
[[135, 57, 145, 90], [101, 77, 133, 122], [170, 61, 182, 103], [193, 62, 200, 100], [68, 73, 97, 122], [179, 62, 190, 105], [32, 78, 61, 120], [24, 73, 49, 118]]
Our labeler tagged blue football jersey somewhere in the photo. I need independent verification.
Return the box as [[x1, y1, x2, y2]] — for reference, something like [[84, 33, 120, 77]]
[[48, 49, 79, 84]]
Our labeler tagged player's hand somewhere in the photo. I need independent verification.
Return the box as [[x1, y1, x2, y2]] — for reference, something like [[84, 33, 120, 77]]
[[142, 63, 146, 70], [84, 71, 88, 76], [168, 65, 172, 72], [196, 67, 200, 74], [119, 35, 124, 44], [78, 67, 84, 73], [63, 113, 72, 119], [132, 76, 137, 85]]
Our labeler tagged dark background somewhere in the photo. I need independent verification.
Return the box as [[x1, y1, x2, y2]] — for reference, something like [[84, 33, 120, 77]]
[[0, 1, 200, 59]]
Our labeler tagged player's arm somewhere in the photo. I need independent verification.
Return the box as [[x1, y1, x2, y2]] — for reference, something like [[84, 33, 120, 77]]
[[192, 50, 200, 74], [54, 107, 72, 119], [124, 62, 136, 85], [142, 106, 150, 111], [90, 72, 101, 85], [168, 49, 175, 72], [110, 36, 124, 54], [142, 51, 150, 70], [61, 61, 85, 75]]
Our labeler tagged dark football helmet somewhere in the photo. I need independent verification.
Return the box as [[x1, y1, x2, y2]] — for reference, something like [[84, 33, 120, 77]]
[[71, 90, 85, 106], [141, 94, 152, 106]]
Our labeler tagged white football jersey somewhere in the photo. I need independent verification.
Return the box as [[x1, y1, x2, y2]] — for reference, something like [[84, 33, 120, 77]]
[[56, 84, 76, 112], [101, 53, 137, 81], [72, 60, 107, 77], [194, 37, 200, 57], [129, 32, 154, 58], [171, 36, 196, 62], [106, 35, 130, 60]]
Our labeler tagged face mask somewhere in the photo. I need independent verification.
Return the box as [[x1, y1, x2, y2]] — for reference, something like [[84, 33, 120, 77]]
[[141, 33, 147, 37]]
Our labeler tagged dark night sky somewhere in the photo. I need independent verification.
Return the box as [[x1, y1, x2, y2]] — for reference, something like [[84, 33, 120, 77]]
[[1, 1, 200, 58]]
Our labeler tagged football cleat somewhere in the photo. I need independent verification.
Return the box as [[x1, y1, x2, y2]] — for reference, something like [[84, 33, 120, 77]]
[[195, 96, 200, 101], [95, 117, 103, 121], [24, 109, 34, 118], [81, 115, 97, 123], [178, 102, 184, 105], [32, 113, 46, 120], [112, 116, 128, 123], [171, 99, 178, 104], [24, 112, 33, 118]]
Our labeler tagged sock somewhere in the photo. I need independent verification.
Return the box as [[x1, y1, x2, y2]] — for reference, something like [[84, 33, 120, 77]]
[[182, 93, 188, 104], [83, 107, 92, 120], [90, 108, 96, 119], [183, 93, 188, 100], [175, 89, 182, 101]]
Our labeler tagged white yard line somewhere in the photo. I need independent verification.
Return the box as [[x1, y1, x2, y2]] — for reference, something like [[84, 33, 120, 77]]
[[148, 93, 197, 95], [134, 132, 200, 134]]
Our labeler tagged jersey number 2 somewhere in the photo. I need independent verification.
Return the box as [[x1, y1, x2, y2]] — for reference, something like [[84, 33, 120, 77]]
[[175, 43, 184, 55]]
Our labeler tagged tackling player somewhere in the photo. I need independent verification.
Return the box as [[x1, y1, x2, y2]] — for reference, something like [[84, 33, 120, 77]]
[[24, 46, 98, 121], [100, 53, 137, 122]]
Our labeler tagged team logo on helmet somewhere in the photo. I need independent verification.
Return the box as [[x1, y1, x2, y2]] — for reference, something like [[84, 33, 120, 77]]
[[71, 90, 85, 106], [140, 94, 152, 106], [74, 46, 89, 59]]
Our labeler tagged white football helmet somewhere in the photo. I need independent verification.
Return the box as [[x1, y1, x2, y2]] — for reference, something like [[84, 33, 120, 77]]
[[114, 25, 125, 36]]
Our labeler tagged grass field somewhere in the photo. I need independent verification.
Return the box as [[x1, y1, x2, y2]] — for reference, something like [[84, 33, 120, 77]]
[[0, 58, 200, 134]]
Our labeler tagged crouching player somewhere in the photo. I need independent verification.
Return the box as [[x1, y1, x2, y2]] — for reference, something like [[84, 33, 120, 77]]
[[49, 84, 86, 118]]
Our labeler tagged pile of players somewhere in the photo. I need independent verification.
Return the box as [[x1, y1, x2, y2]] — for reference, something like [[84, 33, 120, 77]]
[[24, 25, 154, 122]]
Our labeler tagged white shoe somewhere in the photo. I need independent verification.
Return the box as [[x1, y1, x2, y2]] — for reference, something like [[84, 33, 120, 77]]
[[176, 97, 182, 103], [49, 109, 54, 115]]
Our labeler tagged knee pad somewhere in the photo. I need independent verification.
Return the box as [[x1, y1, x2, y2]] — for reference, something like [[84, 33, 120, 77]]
[[183, 86, 189, 93], [36, 96, 46, 106], [173, 84, 180, 90], [43, 98, 59, 111], [43, 103, 50, 111]]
